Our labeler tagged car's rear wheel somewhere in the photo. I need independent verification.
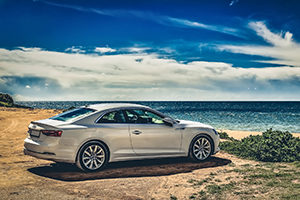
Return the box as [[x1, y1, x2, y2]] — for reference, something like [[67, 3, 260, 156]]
[[76, 141, 108, 172], [189, 135, 212, 161]]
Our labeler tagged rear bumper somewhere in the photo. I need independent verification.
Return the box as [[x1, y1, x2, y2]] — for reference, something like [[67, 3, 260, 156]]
[[24, 138, 74, 163], [24, 148, 57, 161]]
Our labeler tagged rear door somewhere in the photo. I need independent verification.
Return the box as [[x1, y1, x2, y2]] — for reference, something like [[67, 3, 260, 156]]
[[125, 109, 182, 156]]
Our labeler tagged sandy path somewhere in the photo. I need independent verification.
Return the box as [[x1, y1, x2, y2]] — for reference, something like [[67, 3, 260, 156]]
[[0, 107, 287, 200]]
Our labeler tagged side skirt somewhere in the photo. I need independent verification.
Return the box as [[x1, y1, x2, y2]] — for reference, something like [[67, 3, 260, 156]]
[[110, 153, 187, 162]]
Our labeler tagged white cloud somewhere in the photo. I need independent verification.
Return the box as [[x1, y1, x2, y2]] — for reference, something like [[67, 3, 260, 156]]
[[0, 47, 299, 100], [18, 47, 43, 51], [229, 0, 239, 6], [165, 17, 242, 38], [65, 46, 85, 54], [218, 21, 300, 67], [158, 47, 175, 54], [249, 21, 294, 47], [37, 0, 113, 16], [94, 47, 116, 53], [121, 47, 150, 53]]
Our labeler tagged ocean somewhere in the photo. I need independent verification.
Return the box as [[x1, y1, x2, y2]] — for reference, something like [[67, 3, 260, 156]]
[[16, 101, 300, 133]]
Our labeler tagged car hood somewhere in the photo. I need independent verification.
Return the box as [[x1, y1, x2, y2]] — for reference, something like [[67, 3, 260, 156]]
[[177, 120, 213, 129]]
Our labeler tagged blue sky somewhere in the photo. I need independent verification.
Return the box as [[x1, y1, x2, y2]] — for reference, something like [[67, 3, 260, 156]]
[[0, 0, 300, 100]]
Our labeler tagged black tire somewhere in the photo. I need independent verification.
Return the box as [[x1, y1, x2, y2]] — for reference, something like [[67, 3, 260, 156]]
[[76, 141, 108, 172], [189, 135, 213, 162]]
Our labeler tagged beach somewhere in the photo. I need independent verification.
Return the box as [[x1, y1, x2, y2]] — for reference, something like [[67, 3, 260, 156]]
[[0, 107, 299, 200], [220, 129, 300, 140]]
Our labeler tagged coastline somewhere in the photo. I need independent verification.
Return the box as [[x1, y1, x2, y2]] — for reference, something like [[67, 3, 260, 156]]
[[220, 129, 300, 140]]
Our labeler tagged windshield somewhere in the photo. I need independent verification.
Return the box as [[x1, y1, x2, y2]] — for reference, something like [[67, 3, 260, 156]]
[[50, 108, 96, 121]]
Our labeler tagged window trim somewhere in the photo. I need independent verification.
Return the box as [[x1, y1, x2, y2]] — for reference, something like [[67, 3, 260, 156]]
[[95, 109, 127, 124], [124, 108, 166, 125], [51, 107, 96, 122], [94, 107, 170, 125]]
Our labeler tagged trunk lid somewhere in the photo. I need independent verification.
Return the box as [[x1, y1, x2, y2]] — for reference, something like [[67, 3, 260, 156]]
[[28, 119, 65, 139]]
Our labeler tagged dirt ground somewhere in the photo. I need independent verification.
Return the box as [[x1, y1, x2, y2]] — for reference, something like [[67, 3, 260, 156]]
[[0, 107, 290, 200]]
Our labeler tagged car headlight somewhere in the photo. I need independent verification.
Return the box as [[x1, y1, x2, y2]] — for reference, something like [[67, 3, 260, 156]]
[[213, 129, 218, 135]]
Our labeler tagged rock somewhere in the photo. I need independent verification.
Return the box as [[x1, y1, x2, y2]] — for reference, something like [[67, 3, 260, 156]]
[[0, 93, 14, 106], [0, 93, 32, 108]]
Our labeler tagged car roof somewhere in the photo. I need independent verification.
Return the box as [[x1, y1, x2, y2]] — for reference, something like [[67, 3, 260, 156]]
[[86, 103, 150, 111]]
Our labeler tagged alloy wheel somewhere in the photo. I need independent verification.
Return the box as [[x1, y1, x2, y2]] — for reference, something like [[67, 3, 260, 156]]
[[192, 137, 211, 160], [82, 144, 105, 170]]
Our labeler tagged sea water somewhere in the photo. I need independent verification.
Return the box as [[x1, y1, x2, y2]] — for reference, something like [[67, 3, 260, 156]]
[[16, 101, 300, 133]]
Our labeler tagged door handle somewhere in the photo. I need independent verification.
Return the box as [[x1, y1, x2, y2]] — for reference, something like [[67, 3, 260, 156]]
[[132, 130, 142, 135]]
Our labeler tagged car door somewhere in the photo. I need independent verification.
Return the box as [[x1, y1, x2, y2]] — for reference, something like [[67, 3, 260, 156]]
[[125, 109, 182, 156], [94, 109, 135, 160]]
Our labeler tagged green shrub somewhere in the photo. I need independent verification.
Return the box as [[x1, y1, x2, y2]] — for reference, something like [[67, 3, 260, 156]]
[[218, 131, 229, 139], [218, 131, 236, 141], [220, 129, 300, 162]]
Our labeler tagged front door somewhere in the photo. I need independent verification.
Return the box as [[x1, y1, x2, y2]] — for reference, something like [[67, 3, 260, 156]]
[[125, 109, 182, 156]]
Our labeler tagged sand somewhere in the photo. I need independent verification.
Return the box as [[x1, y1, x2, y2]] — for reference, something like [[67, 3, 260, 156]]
[[0, 107, 297, 200], [220, 129, 300, 140]]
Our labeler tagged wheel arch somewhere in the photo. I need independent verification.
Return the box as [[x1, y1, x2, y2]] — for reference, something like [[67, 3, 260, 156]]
[[75, 139, 110, 163]]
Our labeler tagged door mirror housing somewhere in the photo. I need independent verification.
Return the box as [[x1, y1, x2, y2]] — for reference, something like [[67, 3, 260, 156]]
[[163, 117, 175, 127]]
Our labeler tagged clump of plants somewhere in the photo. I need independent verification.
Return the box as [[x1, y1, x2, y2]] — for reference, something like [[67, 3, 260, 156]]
[[220, 129, 300, 162], [218, 131, 236, 141]]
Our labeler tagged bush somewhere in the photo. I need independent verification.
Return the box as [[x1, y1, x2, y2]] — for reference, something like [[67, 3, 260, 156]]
[[218, 131, 236, 141], [220, 129, 300, 162], [0, 93, 14, 107]]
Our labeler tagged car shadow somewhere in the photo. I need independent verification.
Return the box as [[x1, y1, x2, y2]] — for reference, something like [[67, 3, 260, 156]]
[[28, 156, 231, 182]]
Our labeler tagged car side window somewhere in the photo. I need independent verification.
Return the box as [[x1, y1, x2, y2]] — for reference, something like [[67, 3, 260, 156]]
[[125, 109, 164, 124], [97, 110, 126, 123]]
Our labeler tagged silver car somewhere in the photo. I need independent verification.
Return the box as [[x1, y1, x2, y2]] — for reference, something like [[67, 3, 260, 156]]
[[24, 103, 220, 172]]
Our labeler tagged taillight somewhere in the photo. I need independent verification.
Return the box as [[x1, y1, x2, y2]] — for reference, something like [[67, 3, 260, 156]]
[[41, 130, 63, 137]]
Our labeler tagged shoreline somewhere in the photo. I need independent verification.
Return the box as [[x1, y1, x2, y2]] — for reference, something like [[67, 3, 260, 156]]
[[219, 129, 300, 139]]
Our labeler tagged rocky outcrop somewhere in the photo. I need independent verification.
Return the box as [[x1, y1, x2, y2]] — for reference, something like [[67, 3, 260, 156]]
[[0, 93, 31, 108], [0, 93, 14, 107]]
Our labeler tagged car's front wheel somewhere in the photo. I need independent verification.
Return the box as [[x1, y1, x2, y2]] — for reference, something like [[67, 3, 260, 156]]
[[76, 141, 108, 172], [189, 135, 212, 161]]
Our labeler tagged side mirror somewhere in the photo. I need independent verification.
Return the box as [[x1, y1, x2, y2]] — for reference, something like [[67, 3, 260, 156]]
[[162, 117, 174, 127]]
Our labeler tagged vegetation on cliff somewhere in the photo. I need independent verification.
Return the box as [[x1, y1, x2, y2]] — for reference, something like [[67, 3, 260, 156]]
[[0, 93, 31, 108]]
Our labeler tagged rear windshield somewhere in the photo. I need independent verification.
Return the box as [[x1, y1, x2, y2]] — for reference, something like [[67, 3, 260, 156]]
[[50, 108, 96, 122]]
